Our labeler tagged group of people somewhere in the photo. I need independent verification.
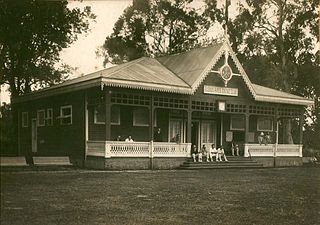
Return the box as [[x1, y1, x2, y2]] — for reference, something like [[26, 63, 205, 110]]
[[115, 135, 134, 142], [191, 144, 228, 163], [258, 132, 271, 145]]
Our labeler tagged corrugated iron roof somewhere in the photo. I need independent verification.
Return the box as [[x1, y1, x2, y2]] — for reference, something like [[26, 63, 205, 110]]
[[157, 43, 224, 87], [252, 84, 313, 105], [13, 40, 313, 106]]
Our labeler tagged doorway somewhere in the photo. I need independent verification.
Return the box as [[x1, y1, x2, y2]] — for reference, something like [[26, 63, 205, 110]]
[[201, 121, 217, 149], [191, 121, 199, 149], [31, 119, 37, 153]]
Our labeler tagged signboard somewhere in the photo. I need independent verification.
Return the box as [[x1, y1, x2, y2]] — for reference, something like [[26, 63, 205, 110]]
[[204, 85, 238, 96]]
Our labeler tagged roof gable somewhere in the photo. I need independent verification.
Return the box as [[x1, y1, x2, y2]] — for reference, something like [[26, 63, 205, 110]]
[[156, 43, 224, 87]]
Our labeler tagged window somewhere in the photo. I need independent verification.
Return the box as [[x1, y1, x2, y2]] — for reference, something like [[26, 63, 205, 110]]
[[133, 107, 149, 126], [22, 112, 28, 127], [37, 110, 45, 127], [111, 106, 120, 125], [94, 104, 105, 124], [257, 117, 273, 131], [230, 115, 245, 130], [47, 108, 53, 126], [60, 105, 72, 125], [169, 119, 185, 142]]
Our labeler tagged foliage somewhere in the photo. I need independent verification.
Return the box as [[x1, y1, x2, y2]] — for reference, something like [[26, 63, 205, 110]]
[[101, 0, 220, 65], [0, 0, 96, 98], [219, 0, 319, 146]]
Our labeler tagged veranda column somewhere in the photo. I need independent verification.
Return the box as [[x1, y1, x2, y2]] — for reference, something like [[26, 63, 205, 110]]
[[187, 97, 192, 143], [299, 110, 304, 145], [105, 89, 111, 141], [149, 96, 154, 141], [244, 113, 250, 143], [273, 107, 279, 167]]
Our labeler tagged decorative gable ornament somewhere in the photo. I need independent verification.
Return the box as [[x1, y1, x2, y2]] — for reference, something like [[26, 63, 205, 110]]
[[220, 50, 233, 87]]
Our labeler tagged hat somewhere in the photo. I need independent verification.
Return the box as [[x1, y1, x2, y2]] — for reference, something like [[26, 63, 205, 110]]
[[260, 132, 264, 136]]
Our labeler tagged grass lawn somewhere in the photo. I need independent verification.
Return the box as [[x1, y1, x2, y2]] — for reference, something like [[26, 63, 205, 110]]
[[1, 167, 320, 225]]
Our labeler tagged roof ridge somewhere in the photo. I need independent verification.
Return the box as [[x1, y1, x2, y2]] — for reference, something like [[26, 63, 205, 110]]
[[155, 58, 192, 88], [103, 57, 147, 78], [156, 42, 224, 59]]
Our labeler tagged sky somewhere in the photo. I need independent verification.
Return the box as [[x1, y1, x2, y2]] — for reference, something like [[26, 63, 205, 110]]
[[0, 0, 239, 104], [0, 0, 131, 104]]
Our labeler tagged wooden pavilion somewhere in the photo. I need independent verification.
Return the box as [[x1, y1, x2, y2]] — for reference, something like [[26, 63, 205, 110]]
[[13, 39, 313, 169]]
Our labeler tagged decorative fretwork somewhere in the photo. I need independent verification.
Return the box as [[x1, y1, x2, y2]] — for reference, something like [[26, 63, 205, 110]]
[[191, 100, 215, 111], [249, 105, 275, 115], [226, 104, 246, 113], [277, 107, 301, 117], [111, 93, 150, 106], [154, 97, 188, 109]]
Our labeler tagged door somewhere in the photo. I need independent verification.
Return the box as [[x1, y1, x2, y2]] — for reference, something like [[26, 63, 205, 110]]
[[31, 119, 37, 153], [201, 121, 216, 149]]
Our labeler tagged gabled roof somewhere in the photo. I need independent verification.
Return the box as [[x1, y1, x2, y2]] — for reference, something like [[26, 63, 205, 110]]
[[157, 43, 224, 88], [13, 40, 313, 106]]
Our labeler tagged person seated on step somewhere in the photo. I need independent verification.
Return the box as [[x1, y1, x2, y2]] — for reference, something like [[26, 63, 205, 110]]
[[217, 145, 228, 162], [200, 144, 208, 162], [231, 142, 239, 156], [191, 145, 198, 162], [198, 144, 205, 162], [209, 144, 218, 162]]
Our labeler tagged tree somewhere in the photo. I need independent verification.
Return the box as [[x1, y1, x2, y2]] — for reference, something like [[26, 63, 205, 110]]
[[218, 0, 319, 145], [101, 0, 220, 65], [0, 0, 96, 99]]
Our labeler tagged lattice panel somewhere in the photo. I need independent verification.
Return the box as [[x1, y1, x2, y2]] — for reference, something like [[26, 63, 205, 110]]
[[154, 97, 188, 109], [278, 107, 301, 117], [249, 105, 275, 115], [110, 142, 149, 157], [191, 101, 215, 111], [111, 93, 150, 106], [153, 143, 190, 157], [226, 104, 247, 113]]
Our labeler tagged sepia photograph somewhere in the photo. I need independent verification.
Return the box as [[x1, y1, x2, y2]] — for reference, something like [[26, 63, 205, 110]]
[[1, 0, 319, 224]]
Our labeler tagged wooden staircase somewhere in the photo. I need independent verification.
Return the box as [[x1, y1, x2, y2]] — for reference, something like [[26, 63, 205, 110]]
[[179, 156, 264, 169]]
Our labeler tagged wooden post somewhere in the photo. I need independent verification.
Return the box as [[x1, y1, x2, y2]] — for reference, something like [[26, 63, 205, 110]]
[[273, 107, 278, 167], [245, 113, 250, 143], [149, 140, 154, 170], [150, 96, 154, 141], [220, 114, 223, 146], [84, 91, 88, 160], [299, 111, 304, 145], [105, 89, 111, 141], [187, 98, 192, 143]]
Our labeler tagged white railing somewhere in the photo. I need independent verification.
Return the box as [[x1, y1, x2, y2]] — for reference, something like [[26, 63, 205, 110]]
[[154, 142, 191, 157], [244, 144, 302, 157], [108, 141, 150, 157], [87, 141, 192, 158]]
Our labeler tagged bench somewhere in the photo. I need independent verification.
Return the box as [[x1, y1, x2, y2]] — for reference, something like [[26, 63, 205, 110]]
[[33, 156, 72, 166], [0, 157, 28, 166]]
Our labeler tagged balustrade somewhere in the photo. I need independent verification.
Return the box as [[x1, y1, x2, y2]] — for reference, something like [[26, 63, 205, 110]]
[[244, 144, 302, 157], [87, 141, 191, 158]]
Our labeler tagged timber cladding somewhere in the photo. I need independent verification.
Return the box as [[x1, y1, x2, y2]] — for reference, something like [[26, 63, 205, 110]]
[[16, 90, 86, 159]]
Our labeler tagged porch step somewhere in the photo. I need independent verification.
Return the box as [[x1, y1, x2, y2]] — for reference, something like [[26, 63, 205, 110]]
[[179, 156, 264, 169]]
